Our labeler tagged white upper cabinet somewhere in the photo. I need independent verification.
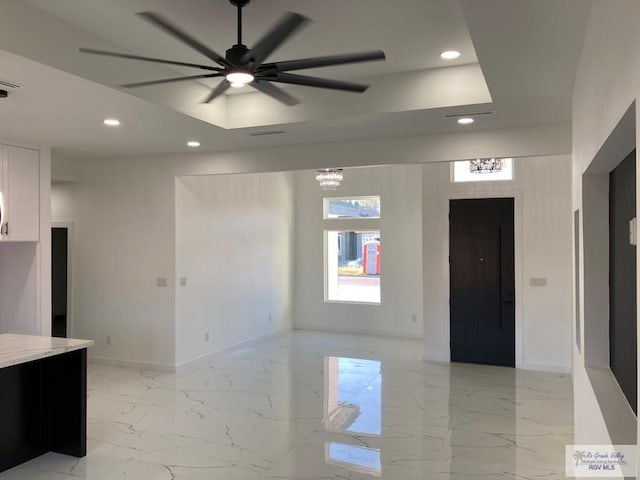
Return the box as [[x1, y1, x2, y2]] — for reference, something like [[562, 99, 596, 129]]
[[0, 145, 40, 242]]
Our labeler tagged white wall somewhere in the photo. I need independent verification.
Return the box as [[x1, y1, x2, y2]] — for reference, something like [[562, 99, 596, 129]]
[[49, 120, 574, 369], [0, 243, 38, 334], [293, 165, 423, 337], [52, 158, 177, 369], [572, 0, 640, 458], [422, 156, 573, 372], [175, 172, 294, 367], [52, 159, 296, 370], [51, 182, 76, 222]]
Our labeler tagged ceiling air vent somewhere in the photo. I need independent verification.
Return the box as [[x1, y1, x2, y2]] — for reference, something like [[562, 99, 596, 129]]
[[443, 111, 495, 119], [0, 78, 20, 89], [249, 131, 286, 137]]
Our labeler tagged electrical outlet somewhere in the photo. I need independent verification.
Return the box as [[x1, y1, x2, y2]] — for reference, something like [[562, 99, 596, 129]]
[[157, 277, 168, 287], [411, 314, 417, 323], [106, 335, 112, 346], [204, 332, 210, 342]]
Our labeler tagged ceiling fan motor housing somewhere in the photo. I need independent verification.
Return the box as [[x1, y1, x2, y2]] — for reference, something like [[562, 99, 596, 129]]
[[226, 44, 250, 64], [229, 0, 251, 7]]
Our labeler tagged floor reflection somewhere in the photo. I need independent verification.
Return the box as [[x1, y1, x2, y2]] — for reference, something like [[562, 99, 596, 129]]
[[324, 356, 382, 436], [326, 442, 381, 476]]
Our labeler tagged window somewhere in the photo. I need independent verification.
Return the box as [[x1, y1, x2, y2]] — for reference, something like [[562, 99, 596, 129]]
[[323, 196, 381, 304], [326, 230, 380, 303], [452, 158, 513, 183], [323, 196, 380, 219]]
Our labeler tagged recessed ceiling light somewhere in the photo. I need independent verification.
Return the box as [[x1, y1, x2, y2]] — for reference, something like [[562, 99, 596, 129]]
[[103, 118, 120, 127], [187, 141, 201, 147], [457, 117, 474, 125], [440, 50, 461, 60]]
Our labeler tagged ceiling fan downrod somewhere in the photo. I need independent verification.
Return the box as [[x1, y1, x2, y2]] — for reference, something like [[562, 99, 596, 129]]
[[230, 0, 250, 46]]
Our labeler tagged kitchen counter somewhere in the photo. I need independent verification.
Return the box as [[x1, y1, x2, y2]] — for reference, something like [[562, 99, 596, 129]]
[[0, 333, 93, 472], [0, 333, 94, 369]]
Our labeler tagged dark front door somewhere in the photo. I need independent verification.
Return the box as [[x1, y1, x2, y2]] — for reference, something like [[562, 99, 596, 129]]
[[51, 227, 68, 338], [609, 149, 637, 414], [449, 198, 515, 367]]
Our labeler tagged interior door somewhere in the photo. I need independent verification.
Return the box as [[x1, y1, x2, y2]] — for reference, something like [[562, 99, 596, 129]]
[[449, 198, 515, 367]]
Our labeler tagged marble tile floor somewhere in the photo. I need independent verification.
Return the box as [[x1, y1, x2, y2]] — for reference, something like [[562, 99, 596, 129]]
[[0, 331, 573, 479]]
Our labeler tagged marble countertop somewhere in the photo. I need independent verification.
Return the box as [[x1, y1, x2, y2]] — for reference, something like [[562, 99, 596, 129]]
[[0, 333, 94, 369]]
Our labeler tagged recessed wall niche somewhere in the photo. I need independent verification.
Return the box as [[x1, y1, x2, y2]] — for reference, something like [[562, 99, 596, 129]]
[[581, 102, 637, 443]]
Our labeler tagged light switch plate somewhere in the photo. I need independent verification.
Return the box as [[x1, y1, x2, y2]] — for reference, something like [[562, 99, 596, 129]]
[[156, 277, 168, 287], [180, 277, 187, 287], [530, 277, 547, 287]]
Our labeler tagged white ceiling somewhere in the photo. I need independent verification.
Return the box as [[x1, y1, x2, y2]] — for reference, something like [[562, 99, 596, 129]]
[[0, 0, 590, 161]]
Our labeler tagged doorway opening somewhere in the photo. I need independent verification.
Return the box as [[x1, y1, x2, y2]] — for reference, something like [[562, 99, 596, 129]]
[[51, 224, 72, 338]]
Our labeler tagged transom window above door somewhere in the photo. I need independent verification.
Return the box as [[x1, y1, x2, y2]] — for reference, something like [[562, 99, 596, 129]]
[[452, 158, 514, 183]]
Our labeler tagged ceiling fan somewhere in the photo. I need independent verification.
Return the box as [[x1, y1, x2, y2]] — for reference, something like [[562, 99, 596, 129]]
[[80, 0, 386, 106]]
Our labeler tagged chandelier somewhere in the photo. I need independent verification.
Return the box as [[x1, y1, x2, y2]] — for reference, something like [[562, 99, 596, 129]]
[[315, 168, 343, 190], [470, 158, 505, 174]]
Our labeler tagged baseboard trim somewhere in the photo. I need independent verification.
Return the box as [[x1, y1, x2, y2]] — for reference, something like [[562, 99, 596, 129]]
[[294, 325, 423, 339], [420, 356, 570, 374], [175, 328, 289, 371], [89, 356, 176, 372], [88, 329, 289, 373], [519, 362, 571, 374], [423, 352, 450, 363]]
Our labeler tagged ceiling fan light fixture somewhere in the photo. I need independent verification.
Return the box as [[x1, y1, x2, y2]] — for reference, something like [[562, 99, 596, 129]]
[[226, 71, 254, 87]]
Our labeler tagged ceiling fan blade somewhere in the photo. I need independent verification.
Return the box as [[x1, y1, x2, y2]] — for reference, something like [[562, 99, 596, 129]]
[[259, 51, 386, 73], [202, 80, 231, 103], [240, 12, 309, 66], [264, 73, 369, 93], [79, 48, 221, 71], [251, 81, 299, 106], [137, 11, 230, 67], [121, 73, 222, 88]]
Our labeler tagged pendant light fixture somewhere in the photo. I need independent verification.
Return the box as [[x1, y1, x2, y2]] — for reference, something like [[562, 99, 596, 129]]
[[315, 168, 343, 190]]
